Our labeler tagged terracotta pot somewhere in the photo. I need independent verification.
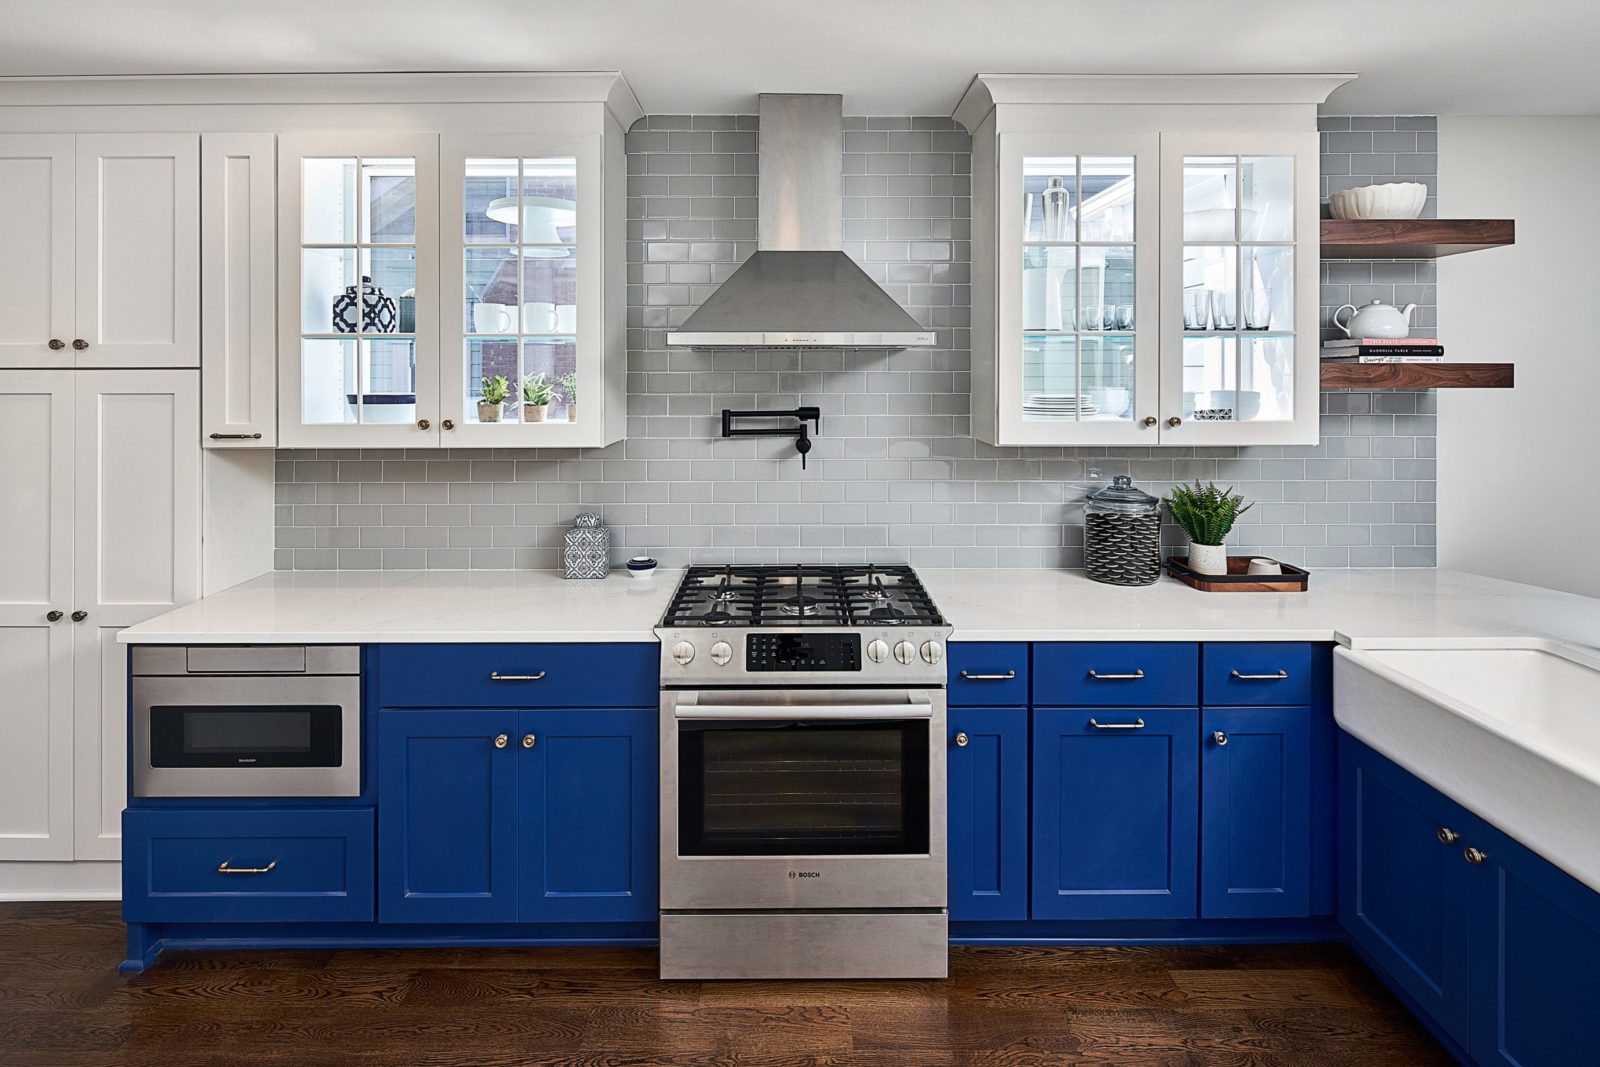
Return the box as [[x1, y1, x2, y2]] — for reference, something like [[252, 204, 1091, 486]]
[[566, 403, 577, 422], [1187, 540, 1228, 575], [525, 404, 550, 423], [476, 401, 502, 423]]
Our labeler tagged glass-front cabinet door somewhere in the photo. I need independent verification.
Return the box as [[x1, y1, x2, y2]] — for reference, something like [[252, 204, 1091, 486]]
[[1159, 132, 1319, 445], [439, 135, 603, 446], [278, 133, 440, 446], [996, 134, 1158, 445]]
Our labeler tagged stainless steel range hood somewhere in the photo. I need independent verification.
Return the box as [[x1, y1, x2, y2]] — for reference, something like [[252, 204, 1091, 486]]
[[668, 95, 936, 350]]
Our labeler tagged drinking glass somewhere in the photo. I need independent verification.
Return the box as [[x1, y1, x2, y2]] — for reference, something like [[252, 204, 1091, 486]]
[[1183, 291, 1211, 330], [1115, 304, 1135, 330], [1243, 288, 1273, 330], [1210, 289, 1237, 330]]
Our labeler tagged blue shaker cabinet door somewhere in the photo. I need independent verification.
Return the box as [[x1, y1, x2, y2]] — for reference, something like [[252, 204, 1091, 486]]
[[378, 709, 520, 924], [1339, 736, 1473, 1046], [1199, 706, 1311, 919], [518, 707, 658, 923], [1032, 707, 1198, 920], [947, 706, 1029, 921]]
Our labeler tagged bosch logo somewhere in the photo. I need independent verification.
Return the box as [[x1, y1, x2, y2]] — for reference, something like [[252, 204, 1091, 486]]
[[788, 870, 821, 879]]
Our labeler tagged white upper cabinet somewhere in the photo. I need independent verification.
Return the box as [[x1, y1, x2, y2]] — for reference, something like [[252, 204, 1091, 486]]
[[958, 75, 1351, 447], [0, 133, 199, 370]]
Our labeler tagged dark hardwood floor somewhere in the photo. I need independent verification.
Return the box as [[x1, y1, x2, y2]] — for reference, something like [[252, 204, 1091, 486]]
[[0, 903, 1451, 1066]]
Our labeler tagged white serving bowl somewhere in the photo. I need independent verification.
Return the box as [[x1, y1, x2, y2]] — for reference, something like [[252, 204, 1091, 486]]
[[1329, 182, 1427, 220]]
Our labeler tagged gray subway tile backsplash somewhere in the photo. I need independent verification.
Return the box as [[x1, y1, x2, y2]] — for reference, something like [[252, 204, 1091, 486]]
[[274, 115, 1439, 572]]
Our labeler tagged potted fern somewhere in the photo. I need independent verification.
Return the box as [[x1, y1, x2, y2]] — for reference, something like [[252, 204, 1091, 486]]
[[558, 372, 579, 422], [1166, 481, 1252, 576], [477, 375, 511, 423], [521, 372, 562, 422]]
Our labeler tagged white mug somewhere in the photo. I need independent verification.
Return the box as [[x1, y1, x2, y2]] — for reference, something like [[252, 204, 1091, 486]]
[[554, 303, 577, 334], [521, 301, 557, 333], [472, 303, 514, 334], [1246, 557, 1284, 576]]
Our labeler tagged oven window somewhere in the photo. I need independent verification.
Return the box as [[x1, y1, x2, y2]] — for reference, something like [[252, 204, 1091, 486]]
[[149, 705, 343, 768], [678, 720, 930, 856]]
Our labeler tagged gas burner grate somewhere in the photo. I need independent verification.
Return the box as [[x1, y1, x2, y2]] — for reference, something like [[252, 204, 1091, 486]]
[[659, 564, 945, 628]]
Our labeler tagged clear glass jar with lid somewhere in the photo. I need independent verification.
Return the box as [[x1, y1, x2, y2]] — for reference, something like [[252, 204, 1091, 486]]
[[1083, 474, 1163, 586]]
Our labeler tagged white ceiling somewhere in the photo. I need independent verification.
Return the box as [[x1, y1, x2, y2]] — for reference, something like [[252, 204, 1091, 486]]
[[4, 0, 1598, 117]]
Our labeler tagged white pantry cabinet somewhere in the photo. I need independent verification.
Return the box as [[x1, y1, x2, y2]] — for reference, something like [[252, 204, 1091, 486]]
[[0, 370, 201, 861], [0, 133, 200, 371], [956, 75, 1351, 447]]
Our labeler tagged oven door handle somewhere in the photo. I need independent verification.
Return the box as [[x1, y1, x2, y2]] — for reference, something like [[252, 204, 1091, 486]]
[[675, 702, 934, 721]]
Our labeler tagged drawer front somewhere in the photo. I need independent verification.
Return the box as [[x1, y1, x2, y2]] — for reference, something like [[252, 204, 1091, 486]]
[[948, 643, 1029, 706], [122, 808, 374, 923], [1202, 643, 1314, 706], [377, 643, 657, 708], [1034, 643, 1199, 707]]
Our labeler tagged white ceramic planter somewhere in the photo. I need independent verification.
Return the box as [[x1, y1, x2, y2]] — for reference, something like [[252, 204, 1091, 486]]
[[1187, 541, 1228, 575]]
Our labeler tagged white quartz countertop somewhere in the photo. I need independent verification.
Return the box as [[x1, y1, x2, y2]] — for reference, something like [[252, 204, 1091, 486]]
[[118, 566, 1600, 650]]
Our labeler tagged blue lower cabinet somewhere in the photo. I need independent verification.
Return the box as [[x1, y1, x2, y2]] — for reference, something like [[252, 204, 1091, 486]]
[[1032, 707, 1198, 920], [519, 708, 657, 923], [1340, 735, 1474, 1047], [378, 709, 520, 923], [1200, 707, 1311, 919], [1468, 822, 1600, 1067], [122, 808, 375, 923], [947, 706, 1029, 921]]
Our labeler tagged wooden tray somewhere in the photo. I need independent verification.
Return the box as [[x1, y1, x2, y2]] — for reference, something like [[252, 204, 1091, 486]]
[[1166, 555, 1309, 593]]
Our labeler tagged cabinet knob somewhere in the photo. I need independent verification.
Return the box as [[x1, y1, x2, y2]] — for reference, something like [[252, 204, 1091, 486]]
[[71, 610, 88, 622], [1212, 730, 1229, 746], [522, 733, 536, 749], [493, 733, 509, 749], [46, 610, 63, 622], [954, 732, 969, 748], [1437, 827, 1460, 845], [417, 419, 431, 430], [48, 339, 65, 351], [72, 339, 88, 351], [1167, 416, 1182, 428], [442, 419, 455, 430], [1141, 416, 1157, 428], [1463, 846, 1489, 866]]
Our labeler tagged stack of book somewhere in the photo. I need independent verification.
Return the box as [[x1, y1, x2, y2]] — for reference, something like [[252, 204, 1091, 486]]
[[1321, 337, 1443, 363]]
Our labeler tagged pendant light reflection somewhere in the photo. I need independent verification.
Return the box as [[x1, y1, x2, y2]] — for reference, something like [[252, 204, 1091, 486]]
[[485, 195, 576, 257]]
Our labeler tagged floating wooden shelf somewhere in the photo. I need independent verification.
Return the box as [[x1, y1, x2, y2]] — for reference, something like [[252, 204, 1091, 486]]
[[1320, 362, 1514, 390], [1320, 219, 1514, 259]]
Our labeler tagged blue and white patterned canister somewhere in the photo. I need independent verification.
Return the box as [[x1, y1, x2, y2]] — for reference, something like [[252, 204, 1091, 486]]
[[563, 513, 610, 579]]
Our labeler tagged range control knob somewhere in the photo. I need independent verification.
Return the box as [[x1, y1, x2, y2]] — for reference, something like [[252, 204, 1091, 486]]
[[920, 640, 945, 665], [709, 640, 733, 666], [894, 640, 917, 665], [671, 640, 696, 666], [866, 639, 890, 664]]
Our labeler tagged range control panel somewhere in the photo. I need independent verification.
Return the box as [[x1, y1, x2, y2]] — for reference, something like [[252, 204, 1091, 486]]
[[746, 633, 861, 672]]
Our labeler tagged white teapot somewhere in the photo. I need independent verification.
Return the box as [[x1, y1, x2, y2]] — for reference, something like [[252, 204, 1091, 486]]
[[1331, 299, 1417, 339]]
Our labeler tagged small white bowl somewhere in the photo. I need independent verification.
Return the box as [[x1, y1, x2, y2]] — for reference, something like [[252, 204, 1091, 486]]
[[625, 556, 657, 580], [1329, 182, 1427, 220]]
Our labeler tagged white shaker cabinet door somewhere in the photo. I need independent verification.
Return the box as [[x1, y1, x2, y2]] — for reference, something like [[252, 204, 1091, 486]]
[[72, 370, 202, 858], [0, 136, 75, 369], [201, 133, 277, 446], [74, 134, 200, 369], [0, 373, 76, 860]]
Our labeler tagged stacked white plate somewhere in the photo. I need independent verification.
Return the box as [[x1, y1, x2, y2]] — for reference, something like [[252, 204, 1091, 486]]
[[1023, 393, 1100, 419]]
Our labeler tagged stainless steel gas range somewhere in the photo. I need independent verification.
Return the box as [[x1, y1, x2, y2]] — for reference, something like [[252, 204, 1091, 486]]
[[655, 564, 952, 979]]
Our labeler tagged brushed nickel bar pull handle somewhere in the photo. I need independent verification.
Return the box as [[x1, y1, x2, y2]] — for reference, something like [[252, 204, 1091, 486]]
[[1231, 669, 1289, 680], [1087, 669, 1145, 680], [489, 671, 546, 681], [959, 670, 1017, 680], [217, 860, 277, 875], [209, 432, 263, 440], [1088, 718, 1146, 730]]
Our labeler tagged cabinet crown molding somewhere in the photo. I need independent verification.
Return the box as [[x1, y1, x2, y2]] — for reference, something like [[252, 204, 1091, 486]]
[[0, 71, 645, 129], [952, 73, 1357, 132]]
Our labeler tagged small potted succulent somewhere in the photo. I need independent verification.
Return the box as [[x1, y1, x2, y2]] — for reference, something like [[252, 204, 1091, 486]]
[[1166, 480, 1252, 576], [558, 372, 579, 422], [477, 375, 511, 423], [521, 372, 562, 422]]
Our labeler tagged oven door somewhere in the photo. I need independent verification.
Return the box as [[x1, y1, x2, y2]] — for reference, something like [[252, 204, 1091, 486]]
[[661, 688, 946, 910], [132, 674, 361, 797]]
